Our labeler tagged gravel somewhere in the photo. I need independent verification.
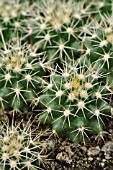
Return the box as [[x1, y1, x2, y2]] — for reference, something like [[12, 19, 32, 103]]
[[44, 117, 113, 170]]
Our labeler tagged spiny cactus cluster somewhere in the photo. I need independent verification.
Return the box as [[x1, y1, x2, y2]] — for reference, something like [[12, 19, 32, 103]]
[[0, 0, 31, 45], [38, 60, 112, 143], [0, 122, 47, 170], [0, 0, 113, 145], [35, 0, 113, 142], [23, 0, 113, 63], [0, 39, 48, 111]]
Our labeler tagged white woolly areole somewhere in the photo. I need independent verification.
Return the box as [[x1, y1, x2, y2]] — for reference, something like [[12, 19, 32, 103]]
[[77, 101, 85, 109], [103, 54, 110, 61], [63, 15, 70, 24], [14, 150, 20, 157], [53, 22, 62, 30], [20, 57, 26, 63], [52, 130, 56, 134], [78, 126, 85, 132], [2, 153, 9, 161], [15, 88, 20, 95], [46, 15, 51, 21], [100, 40, 108, 47], [83, 26, 88, 33], [64, 82, 71, 89], [80, 90, 88, 98], [30, 52, 37, 57], [67, 27, 74, 34], [3, 136, 9, 142], [50, 72, 55, 77], [11, 57, 16, 62], [40, 23, 46, 30], [38, 153, 41, 160], [5, 73, 11, 81], [95, 92, 102, 99], [68, 92, 75, 101], [85, 82, 93, 89], [10, 160, 17, 168], [74, 14, 81, 19], [17, 135, 24, 141], [77, 74, 85, 80], [24, 147, 30, 153], [25, 74, 32, 81], [14, 66, 21, 72], [56, 90, 63, 97], [2, 145, 9, 152], [28, 29, 33, 34], [26, 63, 33, 69], [62, 72, 69, 78], [104, 27, 112, 34], [98, 2, 105, 8], [95, 109, 100, 116], [6, 63, 12, 70], [64, 109, 71, 117], [0, 63, 3, 67], [92, 33, 97, 39], [11, 9, 18, 17], [45, 34, 50, 41], [47, 107, 52, 113], [14, 21, 21, 28], [4, 50, 10, 54], [59, 44, 64, 50], [86, 48, 90, 55], [25, 161, 31, 168], [4, 16, 10, 23]]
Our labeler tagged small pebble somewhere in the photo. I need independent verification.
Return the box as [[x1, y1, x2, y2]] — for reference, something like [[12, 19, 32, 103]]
[[88, 157, 93, 161], [102, 141, 113, 152], [105, 154, 111, 160], [100, 162, 105, 167], [102, 159, 106, 162], [87, 146, 100, 156], [109, 129, 113, 133], [81, 146, 87, 152]]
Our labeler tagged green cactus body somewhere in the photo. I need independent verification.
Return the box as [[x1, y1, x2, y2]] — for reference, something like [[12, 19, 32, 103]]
[[23, 0, 105, 63], [0, 41, 46, 111], [0, 0, 30, 45], [38, 61, 112, 143]]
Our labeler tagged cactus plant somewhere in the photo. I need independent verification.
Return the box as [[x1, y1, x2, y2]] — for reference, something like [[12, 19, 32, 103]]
[[38, 60, 112, 143], [0, 121, 47, 170], [0, 0, 31, 45], [23, 0, 103, 63], [0, 39, 48, 112], [0, 0, 113, 144]]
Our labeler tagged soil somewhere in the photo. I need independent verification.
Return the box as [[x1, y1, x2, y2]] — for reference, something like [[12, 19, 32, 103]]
[[43, 117, 113, 170]]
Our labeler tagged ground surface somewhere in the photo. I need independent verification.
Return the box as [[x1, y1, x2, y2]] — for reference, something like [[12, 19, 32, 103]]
[[44, 117, 113, 170]]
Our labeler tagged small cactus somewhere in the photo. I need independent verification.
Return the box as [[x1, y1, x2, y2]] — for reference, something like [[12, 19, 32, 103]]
[[0, 39, 47, 111], [38, 60, 112, 143], [23, 0, 102, 63], [0, 121, 47, 169], [0, 0, 30, 44]]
